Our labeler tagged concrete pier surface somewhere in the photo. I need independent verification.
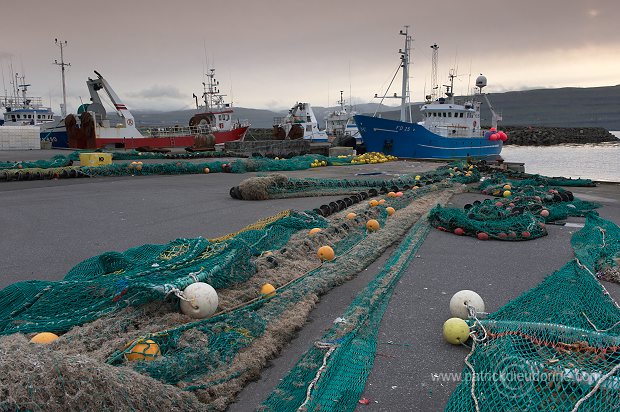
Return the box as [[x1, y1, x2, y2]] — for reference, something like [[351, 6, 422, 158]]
[[1, 152, 619, 411]]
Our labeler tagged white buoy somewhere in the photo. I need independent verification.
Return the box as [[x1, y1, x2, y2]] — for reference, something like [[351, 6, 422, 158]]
[[180, 282, 219, 319], [449, 290, 485, 319]]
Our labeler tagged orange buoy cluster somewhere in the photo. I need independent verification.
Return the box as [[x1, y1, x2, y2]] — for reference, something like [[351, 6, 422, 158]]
[[484, 127, 508, 142], [129, 161, 144, 171]]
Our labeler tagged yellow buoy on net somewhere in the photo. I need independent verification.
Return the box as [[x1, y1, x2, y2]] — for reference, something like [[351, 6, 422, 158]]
[[386, 207, 395, 216], [260, 283, 276, 298], [443, 318, 470, 345], [378, 199, 386, 205], [346, 212, 357, 219], [309, 228, 322, 235], [125, 339, 161, 361], [503, 190, 512, 197], [317, 245, 335, 261], [30, 332, 59, 344], [369, 200, 379, 207]]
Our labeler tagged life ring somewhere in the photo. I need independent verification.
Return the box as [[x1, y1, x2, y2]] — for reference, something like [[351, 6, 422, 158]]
[[127, 119, 134, 126]]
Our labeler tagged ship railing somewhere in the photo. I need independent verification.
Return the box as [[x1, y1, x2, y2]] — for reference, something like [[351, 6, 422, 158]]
[[1, 95, 48, 110], [235, 119, 251, 128], [273, 116, 286, 125], [138, 125, 215, 138]]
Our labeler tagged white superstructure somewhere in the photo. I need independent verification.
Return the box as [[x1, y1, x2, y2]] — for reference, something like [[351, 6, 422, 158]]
[[324, 90, 360, 143], [274, 102, 328, 142]]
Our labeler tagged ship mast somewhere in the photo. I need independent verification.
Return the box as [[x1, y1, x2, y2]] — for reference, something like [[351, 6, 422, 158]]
[[398, 26, 412, 122], [53, 38, 70, 118], [16, 73, 30, 108], [203, 69, 223, 112], [430, 43, 439, 101]]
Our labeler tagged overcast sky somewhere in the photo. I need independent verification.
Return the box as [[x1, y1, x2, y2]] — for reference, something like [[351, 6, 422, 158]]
[[2, 0, 618, 114]]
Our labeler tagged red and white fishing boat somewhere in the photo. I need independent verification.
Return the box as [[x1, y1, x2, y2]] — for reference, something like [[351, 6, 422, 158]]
[[65, 70, 248, 149], [189, 68, 250, 144]]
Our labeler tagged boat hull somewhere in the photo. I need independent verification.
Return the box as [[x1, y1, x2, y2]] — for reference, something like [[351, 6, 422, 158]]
[[92, 126, 250, 149], [92, 135, 197, 149], [213, 126, 249, 144], [354, 115, 502, 159], [43, 130, 70, 148]]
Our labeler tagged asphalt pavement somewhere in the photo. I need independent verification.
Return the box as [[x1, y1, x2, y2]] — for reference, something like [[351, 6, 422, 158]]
[[1, 151, 618, 411]]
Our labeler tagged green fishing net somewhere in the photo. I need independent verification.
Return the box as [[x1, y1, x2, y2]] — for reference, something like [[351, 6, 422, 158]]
[[0, 210, 325, 335], [445, 213, 620, 411]]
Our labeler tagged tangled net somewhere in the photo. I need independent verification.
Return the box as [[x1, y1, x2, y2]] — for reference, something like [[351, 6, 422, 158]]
[[446, 213, 620, 412], [428, 173, 599, 241], [0, 161, 460, 411], [1, 159, 617, 412]]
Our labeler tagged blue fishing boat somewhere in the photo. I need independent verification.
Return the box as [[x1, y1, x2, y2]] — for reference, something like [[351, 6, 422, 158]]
[[355, 26, 506, 159], [1, 73, 68, 149]]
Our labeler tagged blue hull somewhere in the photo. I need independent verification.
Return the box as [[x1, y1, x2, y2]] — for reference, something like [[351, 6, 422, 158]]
[[40, 129, 69, 148], [354, 115, 502, 159]]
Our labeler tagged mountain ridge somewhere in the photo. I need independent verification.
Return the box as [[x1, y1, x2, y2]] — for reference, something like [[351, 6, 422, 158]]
[[130, 85, 620, 130]]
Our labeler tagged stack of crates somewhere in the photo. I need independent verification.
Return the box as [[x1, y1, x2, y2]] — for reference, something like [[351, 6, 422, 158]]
[[0, 126, 41, 150]]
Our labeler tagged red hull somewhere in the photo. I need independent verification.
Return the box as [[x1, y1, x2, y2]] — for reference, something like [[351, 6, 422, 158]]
[[94, 135, 196, 149], [93, 126, 248, 149], [213, 126, 249, 144]]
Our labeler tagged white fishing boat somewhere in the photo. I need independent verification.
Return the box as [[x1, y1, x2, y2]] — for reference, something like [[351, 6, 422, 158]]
[[64, 71, 199, 149], [0, 73, 64, 150], [324, 90, 360, 144], [273, 102, 328, 142]]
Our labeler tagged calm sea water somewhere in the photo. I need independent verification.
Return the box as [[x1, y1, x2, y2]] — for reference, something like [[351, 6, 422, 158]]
[[500, 132, 620, 182]]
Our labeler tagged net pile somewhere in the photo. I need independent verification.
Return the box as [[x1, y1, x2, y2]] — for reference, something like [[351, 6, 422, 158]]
[[2, 158, 615, 411], [233, 162, 479, 200], [0, 211, 325, 336], [428, 174, 599, 240], [0, 153, 396, 182], [0, 154, 73, 170], [260, 217, 432, 411], [0, 168, 457, 410], [446, 213, 620, 411]]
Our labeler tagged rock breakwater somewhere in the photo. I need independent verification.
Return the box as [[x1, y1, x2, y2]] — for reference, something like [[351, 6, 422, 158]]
[[502, 126, 618, 145]]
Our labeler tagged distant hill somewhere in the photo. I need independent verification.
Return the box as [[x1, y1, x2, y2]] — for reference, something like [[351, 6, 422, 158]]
[[130, 85, 620, 130]]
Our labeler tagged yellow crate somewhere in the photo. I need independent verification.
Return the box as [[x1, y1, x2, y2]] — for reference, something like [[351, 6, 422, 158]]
[[79, 152, 113, 166]]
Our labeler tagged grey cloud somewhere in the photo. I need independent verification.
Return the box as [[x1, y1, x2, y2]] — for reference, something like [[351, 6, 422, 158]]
[[127, 85, 185, 100]]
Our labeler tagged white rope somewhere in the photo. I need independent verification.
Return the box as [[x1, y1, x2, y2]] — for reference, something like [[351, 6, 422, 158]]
[[468, 304, 488, 343], [188, 271, 200, 283], [464, 339, 481, 412], [297, 342, 338, 411], [571, 362, 620, 411], [582, 312, 620, 332], [165, 287, 194, 304]]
